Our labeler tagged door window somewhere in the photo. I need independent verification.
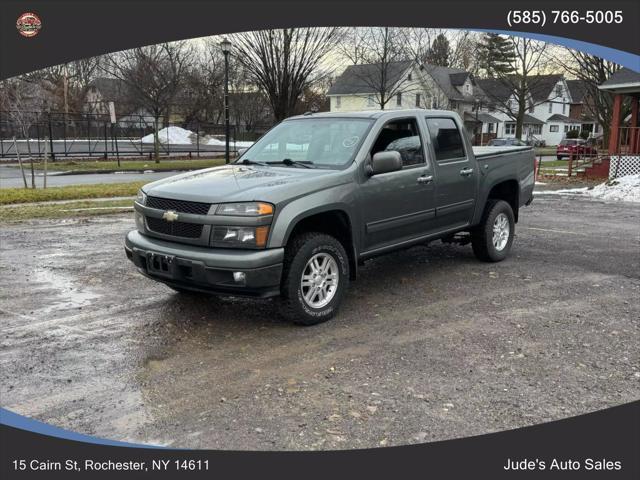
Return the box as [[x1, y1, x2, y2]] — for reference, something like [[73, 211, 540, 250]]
[[425, 118, 466, 161], [371, 118, 425, 167]]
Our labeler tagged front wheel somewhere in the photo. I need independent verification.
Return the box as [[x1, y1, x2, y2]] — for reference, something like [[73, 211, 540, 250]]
[[280, 232, 349, 325], [471, 200, 515, 262]]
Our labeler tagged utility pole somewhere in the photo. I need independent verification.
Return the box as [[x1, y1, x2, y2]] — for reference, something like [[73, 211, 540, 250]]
[[220, 38, 232, 164]]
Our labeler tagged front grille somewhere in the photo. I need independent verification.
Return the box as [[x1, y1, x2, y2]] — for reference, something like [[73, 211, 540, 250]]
[[146, 217, 204, 239], [146, 196, 212, 215]]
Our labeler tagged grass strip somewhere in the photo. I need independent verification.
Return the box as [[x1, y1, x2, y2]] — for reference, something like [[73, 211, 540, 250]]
[[0, 199, 135, 222]]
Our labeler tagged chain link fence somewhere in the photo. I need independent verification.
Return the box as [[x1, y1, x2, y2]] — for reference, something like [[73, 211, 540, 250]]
[[0, 111, 273, 160]]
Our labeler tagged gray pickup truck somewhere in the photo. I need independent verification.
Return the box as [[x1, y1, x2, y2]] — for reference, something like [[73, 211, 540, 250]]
[[126, 110, 534, 325]]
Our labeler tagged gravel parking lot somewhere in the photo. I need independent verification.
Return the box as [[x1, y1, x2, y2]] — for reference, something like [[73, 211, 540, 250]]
[[1, 195, 638, 450]]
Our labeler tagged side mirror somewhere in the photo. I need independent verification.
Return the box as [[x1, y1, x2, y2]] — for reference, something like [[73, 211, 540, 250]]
[[368, 151, 402, 176], [237, 147, 248, 157]]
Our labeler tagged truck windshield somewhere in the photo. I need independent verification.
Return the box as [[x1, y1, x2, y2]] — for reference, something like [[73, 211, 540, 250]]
[[237, 118, 373, 169]]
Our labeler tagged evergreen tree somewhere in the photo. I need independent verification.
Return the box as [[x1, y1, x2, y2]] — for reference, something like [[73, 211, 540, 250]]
[[426, 34, 451, 67], [477, 33, 516, 77]]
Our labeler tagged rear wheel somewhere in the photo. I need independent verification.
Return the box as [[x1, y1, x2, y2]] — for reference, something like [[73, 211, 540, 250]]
[[280, 232, 349, 325], [471, 200, 515, 262]]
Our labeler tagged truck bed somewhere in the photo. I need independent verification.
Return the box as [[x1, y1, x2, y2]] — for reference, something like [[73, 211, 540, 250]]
[[472, 146, 533, 159]]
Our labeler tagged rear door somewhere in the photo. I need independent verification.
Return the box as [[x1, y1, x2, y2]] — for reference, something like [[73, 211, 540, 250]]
[[424, 116, 478, 230]]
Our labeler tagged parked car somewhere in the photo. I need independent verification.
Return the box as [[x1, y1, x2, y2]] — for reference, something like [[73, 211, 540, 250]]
[[488, 138, 527, 146], [556, 139, 597, 160], [126, 110, 535, 325]]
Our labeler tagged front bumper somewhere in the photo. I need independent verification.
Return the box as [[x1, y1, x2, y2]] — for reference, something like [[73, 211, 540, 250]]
[[125, 230, 284, 297]]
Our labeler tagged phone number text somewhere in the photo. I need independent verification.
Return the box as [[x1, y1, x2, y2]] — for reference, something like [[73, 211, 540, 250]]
[[507, 10, 623, 27]]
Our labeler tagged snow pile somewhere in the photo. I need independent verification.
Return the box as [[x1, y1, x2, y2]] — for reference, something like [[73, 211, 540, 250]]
[[140, 126, 255, 148], [538, 174, 640, 203], [141, 126, 194, 144], [206, 137, 254, 148]]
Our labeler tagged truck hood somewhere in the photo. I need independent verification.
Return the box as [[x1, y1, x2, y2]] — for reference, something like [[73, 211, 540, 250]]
[[142, 164, 346, 204]]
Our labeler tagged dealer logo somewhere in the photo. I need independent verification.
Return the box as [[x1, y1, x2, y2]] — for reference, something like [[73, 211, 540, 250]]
[[16, 12, 42, 38]]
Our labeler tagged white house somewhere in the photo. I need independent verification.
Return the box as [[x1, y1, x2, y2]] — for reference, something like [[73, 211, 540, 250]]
[[477, 75, 581, 145], [327, 61, 496, 135]]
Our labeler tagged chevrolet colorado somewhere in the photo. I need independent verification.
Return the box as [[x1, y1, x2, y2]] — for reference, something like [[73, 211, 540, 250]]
[[125, 110, 535, 325]]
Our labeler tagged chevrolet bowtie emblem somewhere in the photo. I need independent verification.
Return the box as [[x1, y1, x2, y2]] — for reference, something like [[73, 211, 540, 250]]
[[162, 210, 179, 222]]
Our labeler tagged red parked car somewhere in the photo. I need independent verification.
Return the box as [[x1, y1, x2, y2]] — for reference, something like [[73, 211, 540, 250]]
[[556, 139, 597, 160]]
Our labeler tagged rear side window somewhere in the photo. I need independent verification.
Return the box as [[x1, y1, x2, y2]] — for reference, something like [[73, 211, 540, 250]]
[[426, 118, 465, 161]]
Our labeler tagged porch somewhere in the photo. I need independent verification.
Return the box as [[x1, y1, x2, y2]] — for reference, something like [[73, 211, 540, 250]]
[[599, 68, 640, 179]]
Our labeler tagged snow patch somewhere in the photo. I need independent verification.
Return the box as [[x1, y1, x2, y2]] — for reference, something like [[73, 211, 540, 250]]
[[205, 137, 254, 148], [537, 174, 640, 203], [141, 126, 194, 145], [140, 126, 255, 148]]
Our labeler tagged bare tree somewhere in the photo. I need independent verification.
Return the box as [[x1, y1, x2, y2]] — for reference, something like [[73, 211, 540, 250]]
[[335, 28, 378, 65], [101, 42, 194, 161], [482, 37, 550, 139], [231, 28, 340, 121], [557, 50, 621, 143], [21, 57, 102, 113], [344, 27, 415, 110]]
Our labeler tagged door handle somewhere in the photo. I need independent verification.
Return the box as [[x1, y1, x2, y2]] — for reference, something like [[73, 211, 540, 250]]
[[460, 167, 474, 176], [417, 175, 433, 185]]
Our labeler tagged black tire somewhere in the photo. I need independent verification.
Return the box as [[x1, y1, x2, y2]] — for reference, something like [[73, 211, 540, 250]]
[[280, 232, 349, 326], [471, 199, 515, 262]]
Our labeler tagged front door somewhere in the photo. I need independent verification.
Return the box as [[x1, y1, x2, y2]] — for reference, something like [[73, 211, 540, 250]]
[[424, 117, 478, 229], [360, 118, 436, 253]]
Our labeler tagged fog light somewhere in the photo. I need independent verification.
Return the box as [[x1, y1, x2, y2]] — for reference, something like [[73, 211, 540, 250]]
[[233, 271, 246, 283]]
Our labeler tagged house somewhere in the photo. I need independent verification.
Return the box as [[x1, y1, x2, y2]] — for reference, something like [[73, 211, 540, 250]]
[[84, 78, 155, 127], [327, 61, 491, 135], [477, 75, 580, 145], [566, 79, 602, 137], [598, 68, 640, 178]]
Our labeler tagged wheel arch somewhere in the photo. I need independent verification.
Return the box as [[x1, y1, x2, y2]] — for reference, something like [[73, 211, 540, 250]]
[[279, 207, 358, 280]]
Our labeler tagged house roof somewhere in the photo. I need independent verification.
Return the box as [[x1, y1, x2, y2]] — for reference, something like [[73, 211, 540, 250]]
[[424, 65, 475, 101], [566, 79, 588, 103], [477, 74, 565, 103], [528, 74, 564, 102], [327, 61, 477, 103], [476, 78, 512, 103], [522, 114, 544, 125], [599, 68, 640, 92], [327, 60, 413, 95], [449, 72, 469, 86], [547, 114, 573, 123]]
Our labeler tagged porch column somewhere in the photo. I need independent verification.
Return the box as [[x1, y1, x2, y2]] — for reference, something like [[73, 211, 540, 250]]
[[608, 93, 623, 154], [630, 96, 639, 154]]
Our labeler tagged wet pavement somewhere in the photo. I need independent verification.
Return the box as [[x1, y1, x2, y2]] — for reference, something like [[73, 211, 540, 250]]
[[0, 196, 639, 450]]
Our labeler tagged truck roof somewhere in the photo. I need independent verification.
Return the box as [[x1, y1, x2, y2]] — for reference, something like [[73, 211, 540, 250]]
[[286, 109, 458, 121]]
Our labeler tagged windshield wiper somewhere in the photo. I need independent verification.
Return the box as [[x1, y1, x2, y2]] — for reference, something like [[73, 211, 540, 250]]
[[266, 158, 314, 168], [238, 158, 269, 166]]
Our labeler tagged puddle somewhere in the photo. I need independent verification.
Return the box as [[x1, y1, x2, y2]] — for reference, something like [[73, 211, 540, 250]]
[[30, 267, 102, 314]]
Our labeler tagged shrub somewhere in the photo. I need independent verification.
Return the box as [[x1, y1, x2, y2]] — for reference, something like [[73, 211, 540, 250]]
[[565, 129, 580, 139]]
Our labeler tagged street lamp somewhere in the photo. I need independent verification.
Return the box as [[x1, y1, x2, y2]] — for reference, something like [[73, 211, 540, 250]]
[[220, 38, 232, 164]]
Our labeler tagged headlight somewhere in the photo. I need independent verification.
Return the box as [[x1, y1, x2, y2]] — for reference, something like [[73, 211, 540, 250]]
[[216, 202, 273, 216], [136, 189, 147, 205], [211, 226, 270, 248]]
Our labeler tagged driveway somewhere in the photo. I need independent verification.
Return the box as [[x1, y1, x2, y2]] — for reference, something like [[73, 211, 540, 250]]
[[0, 196, 638, 450]]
